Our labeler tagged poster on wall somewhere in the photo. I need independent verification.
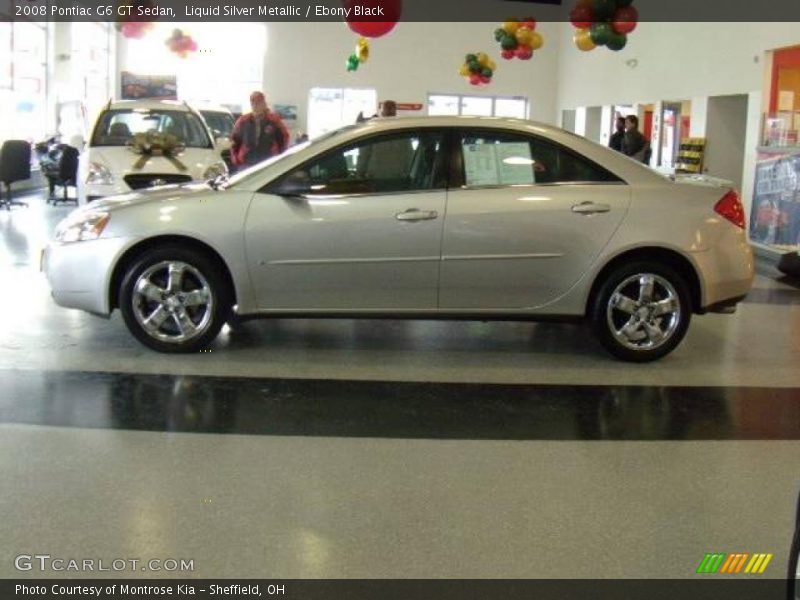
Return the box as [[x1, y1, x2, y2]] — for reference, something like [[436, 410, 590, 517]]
[[120, 72, 177, 100], [750, 149, 800, 251]]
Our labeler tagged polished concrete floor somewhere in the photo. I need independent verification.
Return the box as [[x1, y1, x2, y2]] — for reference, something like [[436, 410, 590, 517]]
[[1, 192, 799, 581]]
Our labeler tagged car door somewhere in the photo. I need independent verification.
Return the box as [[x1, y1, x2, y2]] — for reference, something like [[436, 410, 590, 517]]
[[440, 128, 631, 309], [245, 129, 448, 310]]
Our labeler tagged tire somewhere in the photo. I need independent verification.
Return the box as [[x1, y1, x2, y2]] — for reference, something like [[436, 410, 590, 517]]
[[591, 261, 691, 362], [119, 245, 230, 353]]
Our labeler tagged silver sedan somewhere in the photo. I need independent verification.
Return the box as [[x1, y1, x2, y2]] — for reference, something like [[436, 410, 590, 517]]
[[42, 116, 753, 361]]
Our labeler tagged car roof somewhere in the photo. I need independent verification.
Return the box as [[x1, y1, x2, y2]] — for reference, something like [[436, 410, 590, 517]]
[[351, 115, 558, 135], [106, 100, 193, 112]]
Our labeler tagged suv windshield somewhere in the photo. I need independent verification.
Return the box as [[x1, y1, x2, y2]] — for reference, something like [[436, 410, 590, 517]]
[[91, 109, 212, 148], [200, 111, 235, 138]]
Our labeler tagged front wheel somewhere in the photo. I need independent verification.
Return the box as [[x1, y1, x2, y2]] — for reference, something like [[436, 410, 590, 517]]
[[591, 262, 691, 362], [119, 246, 230, 353]]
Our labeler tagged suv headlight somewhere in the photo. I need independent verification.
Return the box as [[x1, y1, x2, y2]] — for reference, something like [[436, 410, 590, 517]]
[[86, 161, 114, 185], [203, 162, 228, 180], [54, 211, 110, 244]]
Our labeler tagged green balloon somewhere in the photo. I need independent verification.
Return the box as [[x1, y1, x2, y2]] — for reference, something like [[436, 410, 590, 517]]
[[481, 67, 492, 78], [606, 32, 627, 51], [593, 0, 618, 20], [468, 60, 480, 72], [346, 54, 359, 72], [466, 53, 477, 62], [501, 35, 518, 50], [590, 22, 613, 46], [494, 28, 505, 42]]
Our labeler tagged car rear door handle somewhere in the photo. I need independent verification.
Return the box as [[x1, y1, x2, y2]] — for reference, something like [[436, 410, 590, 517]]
[[571, 201, 611, 215], [396, 208, 439, 221]]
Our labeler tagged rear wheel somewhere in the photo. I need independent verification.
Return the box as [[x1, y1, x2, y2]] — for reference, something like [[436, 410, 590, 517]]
[[119, 246, 230, 353], [591, 262, 691, 362]]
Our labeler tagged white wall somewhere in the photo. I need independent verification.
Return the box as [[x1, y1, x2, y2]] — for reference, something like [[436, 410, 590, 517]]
[[704, 95, 749, 191], [262, 22, 561, 133]]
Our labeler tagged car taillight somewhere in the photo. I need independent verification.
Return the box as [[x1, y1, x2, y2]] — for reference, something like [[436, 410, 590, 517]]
[[714, 189, 745, 229]]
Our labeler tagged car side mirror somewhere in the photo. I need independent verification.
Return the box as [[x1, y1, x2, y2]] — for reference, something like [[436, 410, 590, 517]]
[[274, 172, 312, 197], [215, 136, 231, 152]]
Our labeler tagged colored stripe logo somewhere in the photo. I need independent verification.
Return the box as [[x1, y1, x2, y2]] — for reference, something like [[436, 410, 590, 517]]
[[696, 553, 773, 574]]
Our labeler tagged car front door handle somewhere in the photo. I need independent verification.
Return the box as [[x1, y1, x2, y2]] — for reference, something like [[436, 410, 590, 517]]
[[571, 201, 611, 215], [396, 209, 439, 221]]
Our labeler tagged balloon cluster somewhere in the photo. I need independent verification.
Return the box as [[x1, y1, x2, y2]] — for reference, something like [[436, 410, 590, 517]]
[[114, 0, 156, 39], [494, 18, 543, 60], [346, 37, 370, 72], [117, 21, 153, 39], [460, 53, 496, 86], [343, 0, 401, 39], [165, 29, 198, 58], [570, 0, 638, 52]]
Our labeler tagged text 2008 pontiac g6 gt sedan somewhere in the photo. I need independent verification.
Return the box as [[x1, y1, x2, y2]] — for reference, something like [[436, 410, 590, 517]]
[[43, 116, 753, 361]]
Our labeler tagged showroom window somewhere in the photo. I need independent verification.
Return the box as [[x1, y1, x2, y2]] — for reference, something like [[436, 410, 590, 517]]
[[428, 94, 528, 119], [70, 22, 113, 126], [281, 130, 445, 195], [307, 88, 377, 139], [459, 130, 621, 187], [0, 21, 49, 144], [121, 23, 265, 112]]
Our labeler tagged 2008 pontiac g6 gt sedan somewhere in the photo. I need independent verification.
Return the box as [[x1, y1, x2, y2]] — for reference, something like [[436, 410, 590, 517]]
[[42, 116, 754, 361]]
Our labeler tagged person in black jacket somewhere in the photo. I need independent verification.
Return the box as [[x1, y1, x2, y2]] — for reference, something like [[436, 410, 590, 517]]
[[609, 116, 625, 152], [622, 115, 649, 163]]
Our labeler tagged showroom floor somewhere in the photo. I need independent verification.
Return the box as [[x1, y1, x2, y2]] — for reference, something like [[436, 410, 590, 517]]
[[1, 191, 799, 579]]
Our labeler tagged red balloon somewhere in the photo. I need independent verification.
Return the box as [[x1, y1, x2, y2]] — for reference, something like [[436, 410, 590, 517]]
[[189, 39, 198, 51], [501, 49, 515, 60], [521, 19, 537, 31], [343, 0, 401, 38], [468, 73, 482, 85], [515, 44, 533, 60], [612, 6, 638, 34], [569, 5, 595, 29]]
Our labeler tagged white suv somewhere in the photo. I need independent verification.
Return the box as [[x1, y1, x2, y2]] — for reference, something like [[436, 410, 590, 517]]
[[78, 100, 228, 205]]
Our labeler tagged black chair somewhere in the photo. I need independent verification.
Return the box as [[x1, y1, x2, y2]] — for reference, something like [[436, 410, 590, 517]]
[[49, 145, 79, 205], [0, 140, 32, 210]]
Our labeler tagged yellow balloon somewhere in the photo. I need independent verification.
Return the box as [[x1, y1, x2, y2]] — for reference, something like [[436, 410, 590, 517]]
[[459, 64, 470, 77], [502, 20, 520, 35], [476, 52, 489, 66], [487, 59, 497, 71], [574, 28, 596, 52], [515, 27, 533, 46], [356, 38, 369, 62], [529, 31, 544, 50]]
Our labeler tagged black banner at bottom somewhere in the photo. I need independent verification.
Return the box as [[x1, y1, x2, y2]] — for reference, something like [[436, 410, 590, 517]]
[[2, 579, 796, 600]]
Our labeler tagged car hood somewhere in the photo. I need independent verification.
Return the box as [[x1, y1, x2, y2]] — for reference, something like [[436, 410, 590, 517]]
[[88, 147, 220, 178], [79, 182, 214, 214]]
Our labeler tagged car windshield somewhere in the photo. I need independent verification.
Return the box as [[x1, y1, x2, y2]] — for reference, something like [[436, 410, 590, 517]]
[[222, 124, 362, 189], [91, 109, 213, 148], [200, 110, 235, 138]]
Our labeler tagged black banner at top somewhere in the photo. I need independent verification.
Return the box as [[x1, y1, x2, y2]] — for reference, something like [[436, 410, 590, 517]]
[[4, 0, 800, 22]]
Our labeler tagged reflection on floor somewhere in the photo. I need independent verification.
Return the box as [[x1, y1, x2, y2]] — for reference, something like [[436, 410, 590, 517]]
[[1, 191, 799, 580]]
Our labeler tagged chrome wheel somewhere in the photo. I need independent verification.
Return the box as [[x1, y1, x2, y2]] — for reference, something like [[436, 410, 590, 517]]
[[606, 273, 681, 352], [131, 260, 214, 344]]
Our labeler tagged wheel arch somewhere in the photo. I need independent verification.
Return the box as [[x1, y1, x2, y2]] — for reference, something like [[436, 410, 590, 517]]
[[109, 235, 237, 311], [586, 246, 703, 315]]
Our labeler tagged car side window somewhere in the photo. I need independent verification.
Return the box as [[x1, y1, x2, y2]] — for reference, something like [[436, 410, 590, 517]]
[[459, 131, 622, 187], [282, 131, 446, 196]]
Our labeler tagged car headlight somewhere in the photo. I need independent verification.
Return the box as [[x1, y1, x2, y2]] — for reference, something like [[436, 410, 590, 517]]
[[54, 211, 111, 244], [203, 162, 228, 180], [86, 161, 114, 185]]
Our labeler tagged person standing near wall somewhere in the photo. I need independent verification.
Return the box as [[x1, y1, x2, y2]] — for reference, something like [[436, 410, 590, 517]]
[[609, 116, 626, 152], [622, 115, 650, 163], [230, 91, 290, 169]]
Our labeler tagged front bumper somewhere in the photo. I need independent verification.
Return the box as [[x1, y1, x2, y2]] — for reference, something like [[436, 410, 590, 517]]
[[42, 237, 134, 316]]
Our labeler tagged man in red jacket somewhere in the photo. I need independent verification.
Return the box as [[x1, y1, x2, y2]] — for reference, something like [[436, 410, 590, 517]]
[[230, 91, 290, 169]]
